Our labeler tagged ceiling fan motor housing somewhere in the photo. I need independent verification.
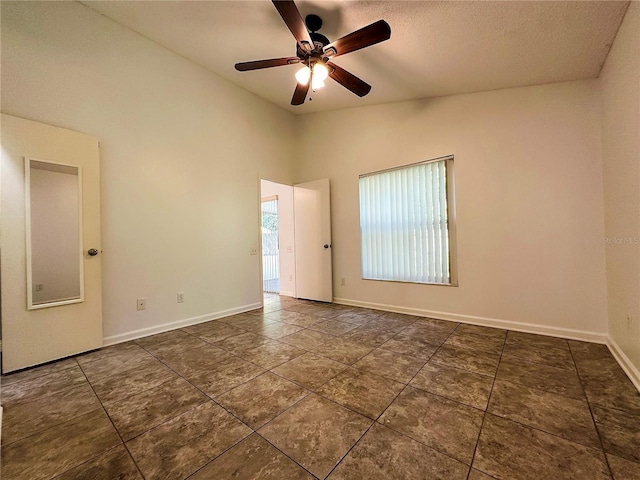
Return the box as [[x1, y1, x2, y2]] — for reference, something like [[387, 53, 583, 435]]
[[305, 14, 322, 32], [297, 30, 330, 58]]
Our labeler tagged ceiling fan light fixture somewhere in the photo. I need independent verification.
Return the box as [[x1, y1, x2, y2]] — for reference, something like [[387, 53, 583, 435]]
[[313, 62, 329, 82], [310, 62, 328, 90], [295, 65, 311, 85], [311, 78, 325, 90]]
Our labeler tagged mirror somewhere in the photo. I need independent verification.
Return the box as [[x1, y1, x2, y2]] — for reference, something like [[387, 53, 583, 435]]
[[26, 158, 84, 309]]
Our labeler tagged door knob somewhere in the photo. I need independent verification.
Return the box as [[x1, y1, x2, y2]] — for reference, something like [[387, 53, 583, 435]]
[[87, 248, 99, 256], [323, 244, 330, 249]]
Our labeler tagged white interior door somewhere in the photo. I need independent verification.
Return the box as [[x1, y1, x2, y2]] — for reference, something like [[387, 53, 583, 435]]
[[1, 114, 102, 373], [294, 178, 332, 302]]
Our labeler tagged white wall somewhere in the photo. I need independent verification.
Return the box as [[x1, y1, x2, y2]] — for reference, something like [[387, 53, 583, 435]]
[[30, 166, 81, 304], [599, 3, 640, 380], [296, 80, 608, 340], [1, 1, 296, 343], [260, 180, 295, 297]]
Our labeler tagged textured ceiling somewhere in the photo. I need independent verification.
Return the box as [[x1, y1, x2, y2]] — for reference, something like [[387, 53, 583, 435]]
[[83, 1, 629, 115]]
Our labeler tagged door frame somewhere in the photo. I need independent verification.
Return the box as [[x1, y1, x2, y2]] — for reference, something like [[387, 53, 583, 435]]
[[258, 178, 296, 304], [258, 177, 333, 305]]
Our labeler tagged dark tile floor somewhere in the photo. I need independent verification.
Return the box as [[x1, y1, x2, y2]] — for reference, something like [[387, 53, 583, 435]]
[[2, 295, 640, 479]]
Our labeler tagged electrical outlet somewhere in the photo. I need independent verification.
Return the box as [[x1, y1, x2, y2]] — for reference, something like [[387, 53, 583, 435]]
[[341, 277, 346, 286], [250, 247, 258, 255], [627, 314, 632, 329], [177, 292, 185, 303], [289, 274, 293, 281], [137, 298, 146, 311], [35, 283, 44, 292], [286, 246, 293, 253]]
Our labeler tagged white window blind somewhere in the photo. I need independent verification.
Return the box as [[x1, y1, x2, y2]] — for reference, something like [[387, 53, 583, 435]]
[[359, 157, 452, 284]]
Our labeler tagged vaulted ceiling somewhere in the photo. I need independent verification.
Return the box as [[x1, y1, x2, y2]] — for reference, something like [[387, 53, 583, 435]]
[[83, 1, 629, 114]]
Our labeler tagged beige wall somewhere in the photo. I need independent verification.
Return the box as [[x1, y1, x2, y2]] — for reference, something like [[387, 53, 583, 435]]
[[260, 180, 296, 297], [600, 3, 640, 380], [3, 1, 635, 375], [1, 1, 296, 343], [296, 80, 608, 340]]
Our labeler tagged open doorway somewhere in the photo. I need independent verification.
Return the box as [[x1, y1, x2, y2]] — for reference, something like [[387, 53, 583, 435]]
[[260, 180, 296, 304], [260, 178, 333, 305]]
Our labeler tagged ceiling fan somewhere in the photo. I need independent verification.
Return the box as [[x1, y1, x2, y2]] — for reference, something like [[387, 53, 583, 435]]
[[234, 0, 391, 106]]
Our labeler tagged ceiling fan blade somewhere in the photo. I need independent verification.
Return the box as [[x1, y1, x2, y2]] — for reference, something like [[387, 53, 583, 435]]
[[291, 81, 310, 106], [235, 57, 301, 71], [323, 19, 391, 58], [327, 62, 371, 97], [272, 0, 314, 53]]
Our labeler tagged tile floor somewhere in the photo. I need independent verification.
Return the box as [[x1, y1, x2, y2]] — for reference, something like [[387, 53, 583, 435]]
[[2, 295, 640, 479]]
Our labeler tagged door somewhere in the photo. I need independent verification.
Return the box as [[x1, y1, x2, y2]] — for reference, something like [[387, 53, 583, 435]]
[[294, 178, 332, 302], [1, 114, 102, 373]]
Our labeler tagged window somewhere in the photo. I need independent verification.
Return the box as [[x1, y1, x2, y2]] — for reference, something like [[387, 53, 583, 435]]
[[359, 155, 457, 285]]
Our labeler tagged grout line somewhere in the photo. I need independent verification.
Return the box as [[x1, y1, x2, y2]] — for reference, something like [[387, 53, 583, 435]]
[[248, 387, 312, 433], [464, 330, 507, 480], [362, 418, 473, 471], [182, 432, 257, 479], [0, 360, 124, 451], [48, 445, 137, 480], [136, 343, 253, 413], [250, 392, 323, 479], [348, 321, 479, 473], [135, 314, 338, 439], [251, 433, 321, 480], [334, 322, 461, 475], [207, 304, 419, 478], [76, 362, 148, 480], [567, 343, 616, 479], [465, 335, 621, 479], [321, 420, 377, 479], [127, 343, 286, 477], [0, 354, 81, 384]]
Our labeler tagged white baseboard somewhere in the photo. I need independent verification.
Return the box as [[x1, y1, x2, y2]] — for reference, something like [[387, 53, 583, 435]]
[[102, 302, 262, 347], [278, 291, 295, 298], [607, 337, 640, 392], [333, 297, 608, 344], [99, 296, 640, 394]]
